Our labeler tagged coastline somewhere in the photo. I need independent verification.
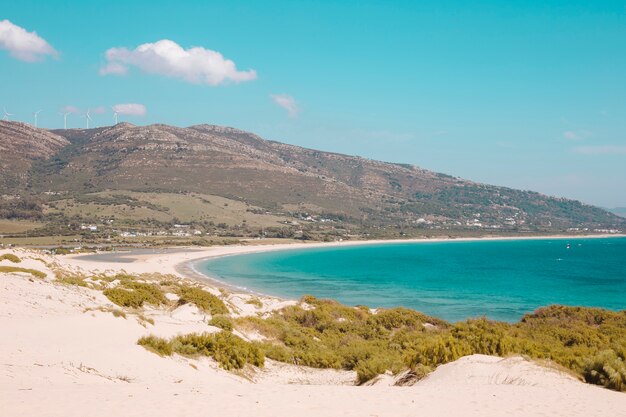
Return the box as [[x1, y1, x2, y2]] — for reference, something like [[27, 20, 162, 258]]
[[60, 232, 626, 312], [175, 233, 626, 299]]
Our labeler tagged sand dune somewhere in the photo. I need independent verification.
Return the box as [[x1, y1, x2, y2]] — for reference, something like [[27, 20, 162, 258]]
[[1, 247, 625, 416]]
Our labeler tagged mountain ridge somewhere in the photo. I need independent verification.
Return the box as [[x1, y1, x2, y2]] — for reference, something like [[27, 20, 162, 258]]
[[1, 120, 623, 239]]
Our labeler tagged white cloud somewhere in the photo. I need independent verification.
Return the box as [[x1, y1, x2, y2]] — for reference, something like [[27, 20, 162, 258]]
[[270, 94, 299, 118], [61, 105, 80, 114], [0, 19, 57, 62], [99, 62, 127, 75], [112, 103, 147, 116], [573, 145, 626, 155], [100, 39, 256, 86], [91, 106, 107, 115]]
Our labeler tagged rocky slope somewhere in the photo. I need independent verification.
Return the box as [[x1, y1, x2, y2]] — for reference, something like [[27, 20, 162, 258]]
[[0, 121, 623, 231], [0, 121, 69, 191]]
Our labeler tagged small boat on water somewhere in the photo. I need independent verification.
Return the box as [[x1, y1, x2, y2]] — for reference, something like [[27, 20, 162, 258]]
[[566, 243, 571, 249]]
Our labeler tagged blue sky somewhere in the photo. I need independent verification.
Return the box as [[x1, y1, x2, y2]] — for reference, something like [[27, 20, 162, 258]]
[[1, 1, 625, 207]]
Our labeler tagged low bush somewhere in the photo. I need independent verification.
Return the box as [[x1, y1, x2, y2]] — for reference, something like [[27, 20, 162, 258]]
[[209, 315, 233, 331], [177, 285, 228, 315], [0, 254, 21, 263], [137, 293, 626, 391], [139, 331, 264, 370], [104, 282, 165, 308], [232, 297, 626, 389], [124, 282, 166, 304], [104, 288, 146, 308], [138, 335, 173, 356], [583, 350, 626, 391]]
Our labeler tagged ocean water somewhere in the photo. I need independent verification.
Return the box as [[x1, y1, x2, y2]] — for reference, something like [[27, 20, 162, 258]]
[[199, 237, 626, 322]]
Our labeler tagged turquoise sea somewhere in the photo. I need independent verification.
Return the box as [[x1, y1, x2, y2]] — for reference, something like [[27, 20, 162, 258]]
[[199, 237, 626, 322]]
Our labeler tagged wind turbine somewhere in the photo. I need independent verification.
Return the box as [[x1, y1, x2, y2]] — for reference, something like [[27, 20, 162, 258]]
[[59, 111, 71, 129], [112, 106, 119, 124], [33, 110, 43, 127], [82, 109, 92, 129], [3, 107, 13, 121]]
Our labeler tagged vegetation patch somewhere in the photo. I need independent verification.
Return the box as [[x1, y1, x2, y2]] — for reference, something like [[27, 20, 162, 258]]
[[57, 275, 89, 287], [0, 266, 46, 279], [104, 281, 166, 308], [0, 254, 21, 263], [84, 306, 127, 319], [111, 309, 127, 319], [61, 268, 626, 391], [138, 335, 173, 356], [52, 247, 72, 255], [177, 285, 228, 315], [231, 297, 626, 389], [582, 349, 626, 391], [138, 331, 264, 370], [209, 315, 234, 331], [245, 297, 263, 308]]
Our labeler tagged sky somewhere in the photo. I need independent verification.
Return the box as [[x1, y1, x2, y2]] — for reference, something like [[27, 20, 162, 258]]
[[1, 1, 625, 208]]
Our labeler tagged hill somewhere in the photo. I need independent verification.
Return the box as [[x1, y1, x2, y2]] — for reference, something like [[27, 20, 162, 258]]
[[0, 120, 623, 242], [0, 121, 69, 191], [608, 207, 626, 218]]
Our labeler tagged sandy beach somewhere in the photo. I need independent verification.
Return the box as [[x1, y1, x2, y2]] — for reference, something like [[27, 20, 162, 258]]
[[2, 239, 626, 416]]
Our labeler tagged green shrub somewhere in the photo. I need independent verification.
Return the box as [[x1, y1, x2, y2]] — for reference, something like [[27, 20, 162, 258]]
[[137, 295, 626, 390], [0, 254, 21, 263], [355, 355, 390, 384], [103, 282, 165, 308], [138, 335, 173, 356], [104, 288, 146, 308], [233, 297, 443, 381], [144, 331, 265, 370], [210, 332, 264, 370], [209, 315, 233, 331], [232, 300, 626, 389], [0, 266, 46, 279], [123, 282, 166, 304], [583, 350, 626, 391], [177, 285, 228, 315]]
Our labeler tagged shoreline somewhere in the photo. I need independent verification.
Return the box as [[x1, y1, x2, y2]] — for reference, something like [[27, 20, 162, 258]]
[[176, 233, 626, 299], [58, 232, 626, 320]]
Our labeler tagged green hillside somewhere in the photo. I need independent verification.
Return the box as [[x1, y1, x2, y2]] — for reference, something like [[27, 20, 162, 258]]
[[0, 121, 623, 243]]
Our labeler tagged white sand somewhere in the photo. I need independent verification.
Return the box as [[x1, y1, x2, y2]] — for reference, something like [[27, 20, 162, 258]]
[[1, 246, 625, 416]]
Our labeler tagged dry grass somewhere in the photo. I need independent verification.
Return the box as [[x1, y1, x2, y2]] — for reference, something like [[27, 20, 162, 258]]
[[136, 313, 155, 326], [84, 306, 127, 319], [245, 297, 263, 308], [0, 265, 46, 279], [0, 219, 43, 234], [0, 253, 21, 263]]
